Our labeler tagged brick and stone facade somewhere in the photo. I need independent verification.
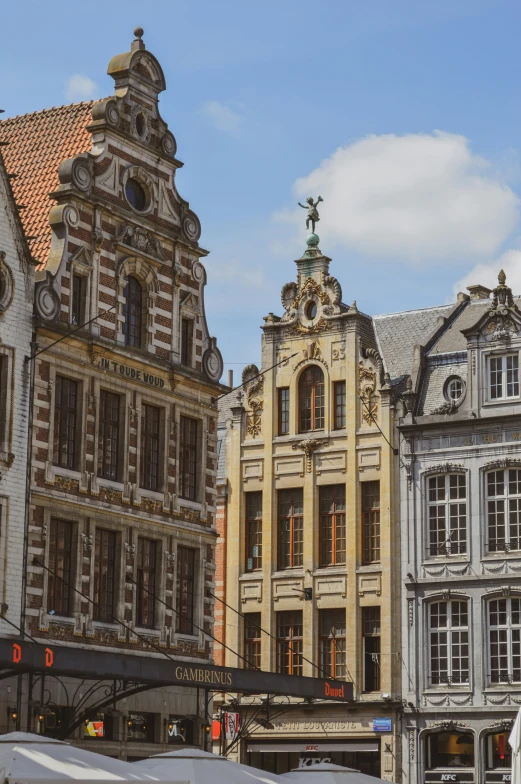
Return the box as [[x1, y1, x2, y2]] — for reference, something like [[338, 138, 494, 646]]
[[0, 29, 224, 758]]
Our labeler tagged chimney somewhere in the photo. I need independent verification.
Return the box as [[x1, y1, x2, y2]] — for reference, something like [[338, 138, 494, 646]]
[[466, 284, 492, 301], [227, 369, 233, 389]]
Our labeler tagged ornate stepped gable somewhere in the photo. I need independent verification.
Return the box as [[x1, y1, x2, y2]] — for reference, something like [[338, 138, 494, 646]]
[[0, 27, 222, 381]]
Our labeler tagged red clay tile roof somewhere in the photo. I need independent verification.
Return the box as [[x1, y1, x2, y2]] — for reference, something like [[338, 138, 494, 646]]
[[0, 101, 98, 268]]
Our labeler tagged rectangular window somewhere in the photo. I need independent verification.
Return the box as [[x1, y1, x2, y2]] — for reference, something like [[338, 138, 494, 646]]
[[489, 598, 521, 684], [93, 528, 117, 622], [181, 318, 193, 367], [319, 608, 346, 679], [176, 546, 195, 634], [244, 612, 261, 670], [362, 607, 381, 692], [319, 485, 346, 566], [278, 388, 290, 435], [48, 519, 73, 617], [53, 376, 78, 470], [140, 404, 160, 492], [362, 481, 381, 564], [98, 391, 120, 481], [278, 488, 304, 569], [428, 473, 467, 557], [487, 469, 521, 552], [490, 354, 519, 400], [334, 381, 346, 429], [246, 492, 262, 571], [71, 274, 86, 327], [429, 600, 469, 686], [136, 538, 157, 628], [179, 416, 197, 501], [277, 610, 303, 676]]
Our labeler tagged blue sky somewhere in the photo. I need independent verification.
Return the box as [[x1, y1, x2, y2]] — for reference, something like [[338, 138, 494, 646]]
[[3, 0, 521, 379]]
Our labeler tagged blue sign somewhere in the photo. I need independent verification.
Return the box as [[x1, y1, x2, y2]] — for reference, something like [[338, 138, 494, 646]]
[[372, 718, 392, 732]]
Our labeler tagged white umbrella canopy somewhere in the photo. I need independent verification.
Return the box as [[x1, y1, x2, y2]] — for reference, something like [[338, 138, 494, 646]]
[[509, 709, 521, 784], [0, 732, 172, 784], [132, 748, 283, 784], [281, 762, 393, 784]]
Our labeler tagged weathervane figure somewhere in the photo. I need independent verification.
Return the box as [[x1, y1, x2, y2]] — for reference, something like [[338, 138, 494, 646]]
[[298, 195, 323, 233]]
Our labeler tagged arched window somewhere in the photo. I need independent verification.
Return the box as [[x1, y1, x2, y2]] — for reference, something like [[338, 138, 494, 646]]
[[428, 600, 469, 686], [427, 473, 467, 557], [487, 468, 521, 552], [123, 275, 142, 348], [299, 365, 324, 432], [426, 731, 474, 769], [488, 597, 521, 684]]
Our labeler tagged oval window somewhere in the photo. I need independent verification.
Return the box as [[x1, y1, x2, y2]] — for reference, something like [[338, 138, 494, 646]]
[[135, 113, 146, 138], [446, 377, 464, 402], [306, 301, 317, 320], [125, 178, 148, 211]]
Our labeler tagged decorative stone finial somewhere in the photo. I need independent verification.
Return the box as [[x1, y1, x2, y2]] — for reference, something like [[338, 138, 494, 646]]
[[132, 26, 145, 51], [306, 233, 320, 247], [498, 269, 506, 285]]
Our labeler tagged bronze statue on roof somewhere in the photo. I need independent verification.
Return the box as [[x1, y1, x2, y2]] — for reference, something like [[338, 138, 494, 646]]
[[298, 195, 323, 233]]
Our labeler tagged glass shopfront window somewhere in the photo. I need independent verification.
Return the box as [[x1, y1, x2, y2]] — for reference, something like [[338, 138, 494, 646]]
[[247, 741, 380, 776], [425, 732, 475, 784], [485, 732, 512, 784]]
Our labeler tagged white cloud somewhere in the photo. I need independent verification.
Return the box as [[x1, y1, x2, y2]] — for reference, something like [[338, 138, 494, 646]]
[[65, 74, 98, 102], [201, 101, 244, 137], [452, 249, 521, 300], [281, 132, 520, 264]]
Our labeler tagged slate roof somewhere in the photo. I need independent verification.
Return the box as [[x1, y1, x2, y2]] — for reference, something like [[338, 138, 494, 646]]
[[428, 296, 521, 355], [0, 102, 98, 268], [373, 303, 455, 383], [217, 392, 237, 480]]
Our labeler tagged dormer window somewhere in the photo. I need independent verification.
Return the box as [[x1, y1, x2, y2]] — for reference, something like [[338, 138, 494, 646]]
[[489, 354, 519, 400]]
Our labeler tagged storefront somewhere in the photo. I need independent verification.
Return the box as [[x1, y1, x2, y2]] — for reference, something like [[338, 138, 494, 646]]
[[247, 739, 381, 775], [420, 727, 513, 784]]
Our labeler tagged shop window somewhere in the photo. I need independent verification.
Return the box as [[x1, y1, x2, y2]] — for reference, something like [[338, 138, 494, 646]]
[[176, 546, 195, 634], [362, 607, 380, 692], [167, 717, 194, 745], [319, 484, 346, 566], [93, 528, 117, 622], [319, 608, 346, 679], [244, 612, 261, 670], [489, 354, 519, 400], [245, 492, 262, 571], [53, 376, 78, 470], [428, 473, 467, 557], [278, 388, 290, 435], [71, 274, 86, 327], [278, 488, 303, 569], [179, 416, 198, 500], [487, 469, 521, 553], [136, 537, 157, 628], [488, 597, 521, 684], [181, 317, 193, 367], [140, 404, 161, 491], [123, 275, 143, 348], [83, 712, 113, 740], [426, 731, 474, 769], [98, 391, 120, 481], [48, 519, 74, 617], [333, 380, 346, 429], [486, 732, 512, 770], [429, 600, 469, 686], [276, 610, 303, 676], [127, 712, 155, 742], [299, 366, 324, 432], [362, 481, 381, 564]]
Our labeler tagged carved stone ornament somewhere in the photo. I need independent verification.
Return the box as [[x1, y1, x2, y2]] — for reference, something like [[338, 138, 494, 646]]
[[0, 252, 14, 313], [35, 279, 60, 322], [428, 720, 470, 731], [243, 364, 264, 438], [423, 462, 465, 476], [202, 338, 224, 383], [81, 533, 93, 553], [124, 542, 136, 561], [114, 224, 165, 260], [484, 270, 520, 341], [292, 437, 328, 472], [130, 104, 151, 143], [182, 210, 201, 243], [488, 719, 514, 732], [359, 362, 377, 425], [165, 551, 176, 568], [485, 458, 521, 471]]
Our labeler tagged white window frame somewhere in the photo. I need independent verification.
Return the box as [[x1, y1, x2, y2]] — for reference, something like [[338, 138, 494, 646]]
[[426, 473, 467, 558], [428, 599, 470, 687], [488, 353, 519, 401], [488, 596, 521, 685], [486, 468, 521, 553]]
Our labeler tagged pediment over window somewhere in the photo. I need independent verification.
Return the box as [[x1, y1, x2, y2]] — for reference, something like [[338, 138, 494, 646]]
[[463, 270, 521, 343]]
